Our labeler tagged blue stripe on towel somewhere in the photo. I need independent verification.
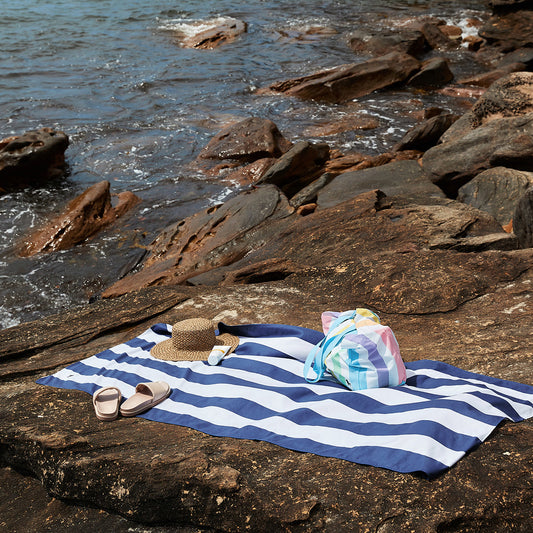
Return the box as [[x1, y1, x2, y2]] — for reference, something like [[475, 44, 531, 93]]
[[37, 322, 533, 477]]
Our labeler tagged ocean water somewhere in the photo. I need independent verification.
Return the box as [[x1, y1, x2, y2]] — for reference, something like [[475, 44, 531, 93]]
[[0, 0, 488, 329]]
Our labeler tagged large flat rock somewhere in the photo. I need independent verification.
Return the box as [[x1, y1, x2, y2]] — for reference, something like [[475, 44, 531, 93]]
[[1, 249, 532, 531]]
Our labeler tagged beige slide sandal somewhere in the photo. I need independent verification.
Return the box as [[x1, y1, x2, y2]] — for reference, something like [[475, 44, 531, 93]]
[[93, 386, 122, 421], [120, 381, 171, 417]]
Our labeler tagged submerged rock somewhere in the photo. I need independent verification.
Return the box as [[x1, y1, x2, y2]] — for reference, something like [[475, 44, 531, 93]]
[[197, 116, 292, 165], [0, 128, 69, 192], [264, 51, 420, 103], [179, 17, 247, 49], [18, 180, 140, 257]]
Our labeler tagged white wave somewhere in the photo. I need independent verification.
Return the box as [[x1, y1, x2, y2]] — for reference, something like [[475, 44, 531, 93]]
[[157, 16, 239, 38]]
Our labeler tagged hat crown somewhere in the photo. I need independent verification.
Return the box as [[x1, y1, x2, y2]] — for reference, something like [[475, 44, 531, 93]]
[[172, 318, 216, 351]]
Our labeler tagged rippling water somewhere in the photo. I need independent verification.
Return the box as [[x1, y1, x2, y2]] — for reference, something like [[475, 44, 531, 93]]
[[0, 0, 488, 328]]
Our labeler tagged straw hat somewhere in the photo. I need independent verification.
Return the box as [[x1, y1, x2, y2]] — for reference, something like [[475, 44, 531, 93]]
[[150, 318, 239, 361]]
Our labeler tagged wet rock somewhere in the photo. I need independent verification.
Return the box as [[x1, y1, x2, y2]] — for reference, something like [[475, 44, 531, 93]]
[[489, 0, 533, 12], [264, 51, 420, 104], [393, 113, 458, 152], [223, 157, 276, 185], [497, 47, 533, 69], [458, 62, 526, 88], [513, 186, 533, 247], [479, 9, 533, 51], [197, 116, 292, 164], [348, 29, 426, 57], [18, 181, 140, 257], [407, 57, 454, 87], [457, 167, 533, 226], [254, 141, 330, 197], [180, 17, 247, 49], [317, 160, 445, 209], [414, 20, 458, 50], [0, 128, 69, 192], [422, 113, 533, 196], [102, 185, 293, 298], [324, 150, 422, 176], [303, 115, 380, 137], [289, 173, 335, 208]]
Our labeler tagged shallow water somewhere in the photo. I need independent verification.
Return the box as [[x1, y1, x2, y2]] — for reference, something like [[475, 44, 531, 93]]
[[0, 0, 488, 328]]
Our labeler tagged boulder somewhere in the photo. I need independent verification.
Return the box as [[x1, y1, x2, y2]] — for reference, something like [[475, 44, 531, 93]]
[[348, 29, 426, 57], [457, 167, 533, 226], [414, 21, 458, 50], [254, 141, 330, 197], [197, 117, 292, 164], [393, 113, 458, 152], [458, 62, 526, 88], [317, 160, 445, 209], [303, 115, 379, 137], [513, 186, 533, 247], [102, 185, 293, 298], [18, 181, 140, 257], [1, 186, 532, 531], [0, 128, 69, 192], [223, 158, 277, 185], [440, 71, 533, 144], [479, 10, 533, 51], [498, 47, 533, 68], [422, 113, 533, 196], [489, 0, 533, 12], [407, 57, 454, 87], [265, 52, 420, 104], [180, 17, 247, 49]]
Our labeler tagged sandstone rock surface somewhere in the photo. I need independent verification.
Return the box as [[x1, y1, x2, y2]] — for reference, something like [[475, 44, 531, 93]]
[[18, 180, 140, 256], [0, 128, 69, 192], [265, 52, 420, 103], [180, 17, 247, 49], [457, 166, 533, 226], [198, 116, 292, 164]]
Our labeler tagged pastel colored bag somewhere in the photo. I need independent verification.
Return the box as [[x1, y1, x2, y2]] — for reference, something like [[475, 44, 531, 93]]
[[303, 309, 406, 391]]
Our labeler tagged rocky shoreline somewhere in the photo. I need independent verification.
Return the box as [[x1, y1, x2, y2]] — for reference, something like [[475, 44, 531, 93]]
[[1, 1, 533, 531]]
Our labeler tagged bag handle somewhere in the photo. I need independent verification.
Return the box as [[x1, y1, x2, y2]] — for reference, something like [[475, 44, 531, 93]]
[[303, 312, 358, 384]]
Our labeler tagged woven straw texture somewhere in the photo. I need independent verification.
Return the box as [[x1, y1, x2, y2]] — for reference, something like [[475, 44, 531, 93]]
[[151, 318, 239, 361]]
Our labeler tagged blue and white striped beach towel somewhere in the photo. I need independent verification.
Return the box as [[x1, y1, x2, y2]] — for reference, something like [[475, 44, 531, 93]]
[[37, 322, 533, 477]]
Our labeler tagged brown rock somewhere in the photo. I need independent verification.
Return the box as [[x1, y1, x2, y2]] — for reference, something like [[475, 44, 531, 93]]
[[265, 52, 420, 104], [254, 141, 330, 196], [223, 157, 276, 185], [18, 181, 140, 257], [180, 17, 247, 49], [348, 29, 426, 58], [197, 116, 292, 164], [317, 160, 445, 209], [439, 25, 462, 40], [422, 113, 533, 196], [407, 57, 454, 88], [303, 115, 379, 137], [479, 9, 533, 51], [1, 189, 532, 531], [0, 128, 69, 192], [457, 166, 533, 226], [102, 185, 293, 298], [393, 113, 458, 152], [513, 185, 533, 247], [463, 35, 484, 51], [458, 62, 526, 88], [415, 21, 458, 50]]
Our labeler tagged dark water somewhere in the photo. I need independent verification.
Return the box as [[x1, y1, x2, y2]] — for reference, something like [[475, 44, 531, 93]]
[[0, 0, 488, 328]]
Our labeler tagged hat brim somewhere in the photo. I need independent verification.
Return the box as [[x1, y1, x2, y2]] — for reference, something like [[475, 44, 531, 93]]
[[150, 332, 240, 361]]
